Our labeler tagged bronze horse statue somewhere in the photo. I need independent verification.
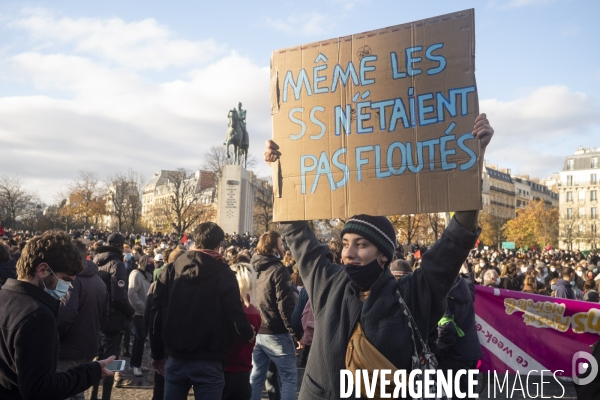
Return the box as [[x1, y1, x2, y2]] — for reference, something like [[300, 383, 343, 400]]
[[224, 108, 249, 168]]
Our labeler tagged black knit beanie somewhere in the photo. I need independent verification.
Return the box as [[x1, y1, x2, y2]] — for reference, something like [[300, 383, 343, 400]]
[[340, 215, 396, 262]]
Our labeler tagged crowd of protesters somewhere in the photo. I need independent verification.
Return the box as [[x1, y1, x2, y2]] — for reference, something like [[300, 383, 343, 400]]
[[1, 114, 597, 399], [465, 247, 600, 301]]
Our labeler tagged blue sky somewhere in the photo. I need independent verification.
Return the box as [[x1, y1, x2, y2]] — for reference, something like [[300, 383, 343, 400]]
[[0, 0, 598, 202]]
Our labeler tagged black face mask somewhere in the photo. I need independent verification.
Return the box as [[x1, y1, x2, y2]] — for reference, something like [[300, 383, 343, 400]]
[[145, 263, 155, 274], [343, 259, 383, 291]]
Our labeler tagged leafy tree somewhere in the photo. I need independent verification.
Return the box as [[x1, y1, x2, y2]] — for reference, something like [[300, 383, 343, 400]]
[[389, 214, 428, 244], [503, 200, 559, 250], [478, 211, 507, 249], [58, 170, 106, 230]]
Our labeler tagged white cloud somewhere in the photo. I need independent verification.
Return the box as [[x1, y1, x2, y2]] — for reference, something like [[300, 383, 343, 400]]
[[0, 11, 271, 203], [488, 0, 556, 9], [8, 8, 226, 70], [264, 12, 332, 37], [481, 85, 600, 178]]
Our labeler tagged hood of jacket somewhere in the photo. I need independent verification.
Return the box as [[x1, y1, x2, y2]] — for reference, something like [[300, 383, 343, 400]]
[[93, 245, 123, 267], [174, 250, 226, 282], [78, 259, 99, 278], [555, 278, 572, 288], [139, 254, 152, 272], [447, 276, 471, 304], [251, 253, 282, 274]]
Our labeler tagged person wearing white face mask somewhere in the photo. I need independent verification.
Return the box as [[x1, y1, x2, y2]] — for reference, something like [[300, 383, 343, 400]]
[[57, 239, 109, 400], [483, 269, 501, 288], [535, 262, 551, 288], [519, 265, 529, 275], [574, 266, 587, 290], [0, 231, 115, 399]]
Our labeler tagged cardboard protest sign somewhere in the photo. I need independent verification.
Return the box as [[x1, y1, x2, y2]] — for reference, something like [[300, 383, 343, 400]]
[[270, 9, 481, 221]]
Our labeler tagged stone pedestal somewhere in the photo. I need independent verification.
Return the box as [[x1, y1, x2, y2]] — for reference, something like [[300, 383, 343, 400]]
[[217, 165, 255, 235]]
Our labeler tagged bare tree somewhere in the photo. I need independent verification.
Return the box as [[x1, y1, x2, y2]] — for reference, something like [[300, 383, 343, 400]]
[[561, 208, 581, 251], [427, 213, 446, 242], [152, 169, 205, 235], [390, 214, 425, 244], [253, 177, 274, 234], [0, 175, 41, 229], [124, 170, 145, 232], [201, 146, 229, 181], [201, 145, 258, 181], [106, 169, 144, 232]]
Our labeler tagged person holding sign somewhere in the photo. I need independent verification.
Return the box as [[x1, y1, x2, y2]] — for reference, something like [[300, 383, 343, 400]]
[[263, 113, 493, 399]]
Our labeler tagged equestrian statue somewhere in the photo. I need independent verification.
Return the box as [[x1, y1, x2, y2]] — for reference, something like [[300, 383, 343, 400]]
[[224, 102, 249, 169]]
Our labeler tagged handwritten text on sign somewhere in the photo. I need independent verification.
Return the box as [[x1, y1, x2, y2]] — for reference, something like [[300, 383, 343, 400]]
[[282, 45, 477, 194], [271, 9, 479, 221]]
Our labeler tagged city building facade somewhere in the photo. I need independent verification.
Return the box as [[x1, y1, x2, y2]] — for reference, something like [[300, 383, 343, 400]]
[[558, 147, 599, 250], [141, 170, 216, 232], [482, 165, 516, 220], [512, 175, 559, 210]]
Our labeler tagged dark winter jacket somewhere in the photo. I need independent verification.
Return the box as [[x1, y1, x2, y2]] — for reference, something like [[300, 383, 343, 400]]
[[58, 260, 109, 360], [281, 217, 479, 400], [0, 279, 101, 399], [251, 253, 297, 337], [555, 279, 575, 300], [584, 290, 600, 303], [499, 275, 521, 291], [292, 287, 310, 338], [145, 281, 159, 358], [94, 246, 135, 333], [150, 250, 254, 361], [0, 259, 17, 287], [431, 271, 482, 363]]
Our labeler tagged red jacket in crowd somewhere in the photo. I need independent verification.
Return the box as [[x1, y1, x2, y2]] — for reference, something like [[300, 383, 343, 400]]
[[225, 303, 261, 373]]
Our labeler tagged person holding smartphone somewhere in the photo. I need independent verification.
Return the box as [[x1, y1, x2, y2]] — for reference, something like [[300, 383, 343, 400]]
[[0, 230, 116, 400]]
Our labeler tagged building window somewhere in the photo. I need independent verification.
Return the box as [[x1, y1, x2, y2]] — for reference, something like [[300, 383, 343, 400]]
[[592, 208, 597, 220], [592, 191, 597, 201], [580, 207, 586, 217], [592, 173, 598, 184], [567, 175, 573, 186], [567, 159, 574, 170], [593, 157, 599, 168], [567, 192, 573, 202], [593, 224, 597, 234], [567, 208, 573, 219], [580, 190, 586, 201], [579, 225, 585, 233]]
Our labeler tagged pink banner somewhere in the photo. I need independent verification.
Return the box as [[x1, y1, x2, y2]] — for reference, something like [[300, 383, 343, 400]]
[[474, 286, 599, 377]]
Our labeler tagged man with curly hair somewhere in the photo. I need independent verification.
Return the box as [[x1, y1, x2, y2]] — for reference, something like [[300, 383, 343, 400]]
[[0, 230, 116, 400]]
